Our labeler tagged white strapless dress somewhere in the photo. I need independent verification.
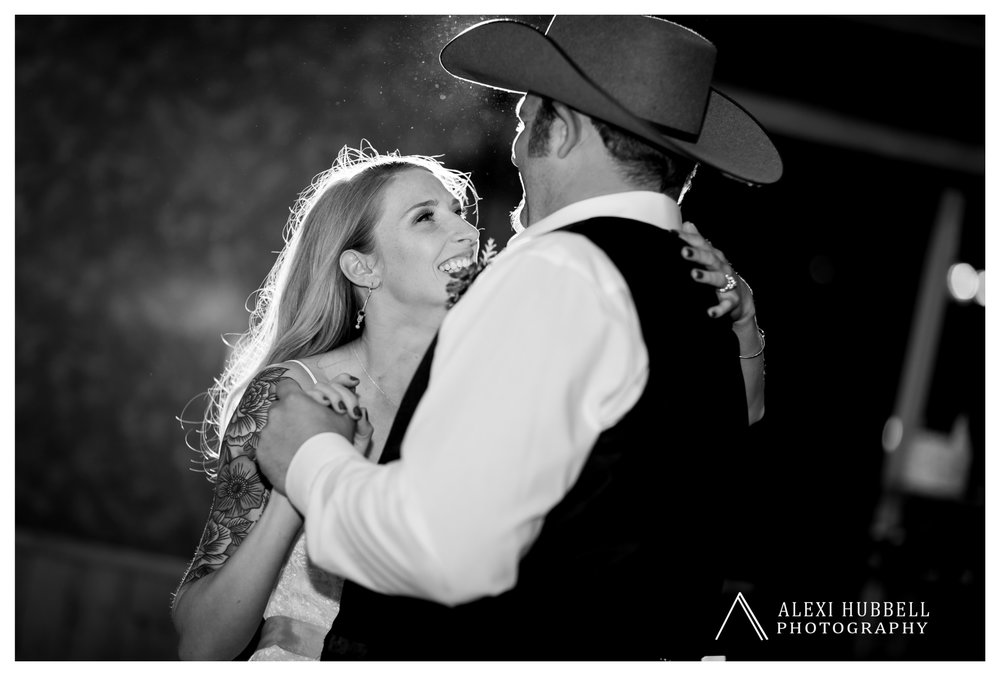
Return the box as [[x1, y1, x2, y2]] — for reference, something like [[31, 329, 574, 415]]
[[249, 529, 343, 660]]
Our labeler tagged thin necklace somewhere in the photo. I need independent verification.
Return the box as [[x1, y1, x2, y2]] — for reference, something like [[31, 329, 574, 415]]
[[351, 343, 397, 408]]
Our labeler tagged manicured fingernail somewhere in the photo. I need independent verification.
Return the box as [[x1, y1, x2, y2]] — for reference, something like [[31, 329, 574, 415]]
[[348, 376, 359, 383], [333, 402, 346, 413], [682, 247, 693, 258], [693, 269, 703, 280], [353, 406, 362, 418]]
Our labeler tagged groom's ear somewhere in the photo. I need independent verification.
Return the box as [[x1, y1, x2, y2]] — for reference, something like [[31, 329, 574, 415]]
[[339, 249, 379, 288], [551, 101, 583, 159]]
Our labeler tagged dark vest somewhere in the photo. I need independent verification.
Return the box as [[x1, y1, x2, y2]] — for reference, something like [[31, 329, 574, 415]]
[[322, 217, 747, 660]]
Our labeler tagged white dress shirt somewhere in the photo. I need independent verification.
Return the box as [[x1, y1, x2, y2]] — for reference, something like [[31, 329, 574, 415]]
[[285, 190, 682, 605]]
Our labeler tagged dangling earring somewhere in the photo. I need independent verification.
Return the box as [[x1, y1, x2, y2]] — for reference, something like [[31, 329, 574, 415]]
[[355, 286, 375, 330], [677, 162, 700, 207]]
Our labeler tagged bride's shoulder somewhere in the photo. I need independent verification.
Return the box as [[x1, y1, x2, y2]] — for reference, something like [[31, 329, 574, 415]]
[[271, 347, 354, 388], [259, 358, 318, 390]]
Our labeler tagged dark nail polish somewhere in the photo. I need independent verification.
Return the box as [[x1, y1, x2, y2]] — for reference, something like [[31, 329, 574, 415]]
[[334, 403, 346, 413], [693, 269, 703, 280], [682, 247, 693, 258], [353, 406, 362, 418]]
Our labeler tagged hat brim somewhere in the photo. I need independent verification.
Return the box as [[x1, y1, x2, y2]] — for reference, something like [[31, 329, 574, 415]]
[[441, 20, 782, 185]]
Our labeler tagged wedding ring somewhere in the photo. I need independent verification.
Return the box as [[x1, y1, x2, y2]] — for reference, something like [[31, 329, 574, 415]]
[[719, 274, 737, 293]]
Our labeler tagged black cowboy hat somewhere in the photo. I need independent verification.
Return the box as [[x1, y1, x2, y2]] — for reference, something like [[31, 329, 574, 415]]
[[440, 15, 782, 185]]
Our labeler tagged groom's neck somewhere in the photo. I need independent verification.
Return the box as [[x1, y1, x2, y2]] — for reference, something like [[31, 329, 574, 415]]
[[527, 146, 645, 226]]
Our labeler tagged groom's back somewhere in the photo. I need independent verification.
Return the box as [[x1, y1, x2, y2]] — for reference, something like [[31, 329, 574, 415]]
[[325, 217, 747, 660], [486, 218, 747, 658]]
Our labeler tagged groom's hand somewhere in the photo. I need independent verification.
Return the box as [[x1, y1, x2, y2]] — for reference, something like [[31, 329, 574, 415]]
[[257, 379, 358, 495]]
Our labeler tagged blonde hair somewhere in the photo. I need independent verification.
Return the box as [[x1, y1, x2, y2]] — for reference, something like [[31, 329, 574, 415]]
[[193, 143, 477, 477]]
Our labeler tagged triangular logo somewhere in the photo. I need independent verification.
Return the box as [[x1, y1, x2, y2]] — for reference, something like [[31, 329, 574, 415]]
[[715, 592, 769, 641]]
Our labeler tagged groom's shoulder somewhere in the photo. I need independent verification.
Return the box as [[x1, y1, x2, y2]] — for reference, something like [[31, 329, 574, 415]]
[[507, 222, 641, 293], [509, 217, 683, 274], [516, 224, 611, 271], [541, 217, 684, 264], [562, 216, 682, 242]]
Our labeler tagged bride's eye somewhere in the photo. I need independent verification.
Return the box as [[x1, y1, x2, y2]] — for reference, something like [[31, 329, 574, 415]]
[[415, 210, 433, 223]]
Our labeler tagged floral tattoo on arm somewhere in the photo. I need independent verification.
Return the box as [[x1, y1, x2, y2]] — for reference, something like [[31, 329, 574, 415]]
[[178, 366, 290, 589]]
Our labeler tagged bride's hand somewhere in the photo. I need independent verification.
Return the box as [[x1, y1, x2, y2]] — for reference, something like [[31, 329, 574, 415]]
[[678, 221, 756, 325], [303, 373, 374, 455]]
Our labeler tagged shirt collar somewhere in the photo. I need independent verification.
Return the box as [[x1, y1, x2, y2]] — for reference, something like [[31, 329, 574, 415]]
[[508, 191, 682, 247]]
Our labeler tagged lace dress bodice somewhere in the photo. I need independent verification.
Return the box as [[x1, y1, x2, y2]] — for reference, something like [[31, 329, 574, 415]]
[[249, 529, 343, 660]]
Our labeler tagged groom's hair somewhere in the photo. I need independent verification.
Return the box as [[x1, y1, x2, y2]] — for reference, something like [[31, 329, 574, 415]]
[[529, 96, 695, 200]]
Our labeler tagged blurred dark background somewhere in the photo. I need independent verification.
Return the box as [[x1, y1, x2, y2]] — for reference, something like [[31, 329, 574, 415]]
[[15, 15, 984, 660]]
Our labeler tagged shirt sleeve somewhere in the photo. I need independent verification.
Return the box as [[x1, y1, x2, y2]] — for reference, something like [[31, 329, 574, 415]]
[[285, 237, 647, 605]]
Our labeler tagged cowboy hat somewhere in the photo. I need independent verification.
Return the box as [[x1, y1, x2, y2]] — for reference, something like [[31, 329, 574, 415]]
[[440, 16, 782, 185]]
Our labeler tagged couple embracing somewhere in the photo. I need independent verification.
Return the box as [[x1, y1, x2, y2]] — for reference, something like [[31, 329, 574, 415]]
[[172, 15, 780, 661]]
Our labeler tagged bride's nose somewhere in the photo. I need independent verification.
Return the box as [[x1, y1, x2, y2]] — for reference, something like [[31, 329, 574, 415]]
[[452, 215, 479, 243]]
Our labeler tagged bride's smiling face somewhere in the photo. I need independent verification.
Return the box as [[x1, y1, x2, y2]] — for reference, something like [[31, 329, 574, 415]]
[[372, 168, 479, 307]]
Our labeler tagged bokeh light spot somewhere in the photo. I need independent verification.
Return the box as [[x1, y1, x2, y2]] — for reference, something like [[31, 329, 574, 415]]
[[882, 415, 903, 453], [947, 262, 978, 301], [808, 254, 835, 284]]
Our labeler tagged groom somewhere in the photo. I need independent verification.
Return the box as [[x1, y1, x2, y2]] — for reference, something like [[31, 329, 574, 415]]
[[257, 16, 780, 659]]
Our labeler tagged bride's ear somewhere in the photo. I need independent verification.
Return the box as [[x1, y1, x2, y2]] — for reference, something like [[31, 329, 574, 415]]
[[340, 249, 380, 288]]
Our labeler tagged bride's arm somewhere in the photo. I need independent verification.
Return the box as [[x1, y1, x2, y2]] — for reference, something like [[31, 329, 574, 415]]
[[171, 365, 307, 660], [678, 223, 765, 424], [731, 312, 765, 423]]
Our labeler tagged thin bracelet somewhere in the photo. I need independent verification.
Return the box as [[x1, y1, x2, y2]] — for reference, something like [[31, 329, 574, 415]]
[[740, 328, 766, 359]]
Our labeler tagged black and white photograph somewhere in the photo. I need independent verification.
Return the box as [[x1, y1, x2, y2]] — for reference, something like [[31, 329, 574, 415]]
[[13, 9, 990, 665]]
